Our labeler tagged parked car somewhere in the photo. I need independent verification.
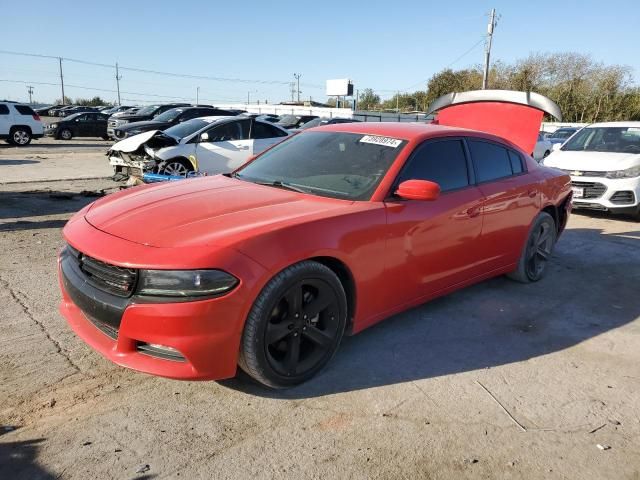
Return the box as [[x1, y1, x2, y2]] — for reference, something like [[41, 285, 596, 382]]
[[59, 106, 98, 118], [242, 113, 280, 123], [45, 112, 110, 140], [107, 103, 190, 139], [0, 102, 44, 145], [546, 127, 580, 145], [533, 132, 553, 161], [294, 117, 360, 131], [543, 122, 640, 219], [60, 91, 572, 388], [112, 106, 237, 140], [108, 116, 290, 177], [48, 105, 74, 117], [103, 105, 135, 115], [274, 114, 318, 129], [34, 105, 57, 116]]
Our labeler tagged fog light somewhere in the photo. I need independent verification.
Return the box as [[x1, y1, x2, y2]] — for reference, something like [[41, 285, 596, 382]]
[[137, 342, 185, 362]]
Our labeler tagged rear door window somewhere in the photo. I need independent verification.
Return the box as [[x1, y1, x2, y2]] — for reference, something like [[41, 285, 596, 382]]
[[397, 139, 470, 192], [468, 140, 513, 183], [0, 105, 9, 115], [252, 121, 288, 139], [15, 105, 36, 116]]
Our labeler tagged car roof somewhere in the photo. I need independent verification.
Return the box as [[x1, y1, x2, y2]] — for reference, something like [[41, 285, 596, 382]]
[[585, 121, 640, 128], [314, 121, 497, 142]]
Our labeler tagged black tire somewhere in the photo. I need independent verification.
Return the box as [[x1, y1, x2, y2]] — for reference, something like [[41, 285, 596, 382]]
[[160, 158, 194, 177], [507, 212, 556, 283], [238, 261, 348, 389], [59, 128, 73, 140], [10, 127, 32, 146], [102, 135, 110, 140], [543, 150, 551, 158]]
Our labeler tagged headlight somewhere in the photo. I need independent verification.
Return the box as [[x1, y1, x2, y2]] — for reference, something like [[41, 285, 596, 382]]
[[49, 123, 57, 129], [605, 164, 640, 179], [137, 269, 239, 297]]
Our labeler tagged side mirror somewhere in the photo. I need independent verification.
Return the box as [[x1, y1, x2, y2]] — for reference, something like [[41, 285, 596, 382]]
[[395, 179, 440, 201], [200, 132, 209, 142]]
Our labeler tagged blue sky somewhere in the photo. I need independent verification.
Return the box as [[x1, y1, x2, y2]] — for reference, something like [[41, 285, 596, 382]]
[[1, 0, 638, 105]]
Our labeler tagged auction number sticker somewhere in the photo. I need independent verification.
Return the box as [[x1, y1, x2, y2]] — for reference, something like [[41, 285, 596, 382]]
[[359, 135, 402, 148]]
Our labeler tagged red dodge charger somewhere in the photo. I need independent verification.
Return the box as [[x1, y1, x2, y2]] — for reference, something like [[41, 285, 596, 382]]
[[59, 91, 572, 388]]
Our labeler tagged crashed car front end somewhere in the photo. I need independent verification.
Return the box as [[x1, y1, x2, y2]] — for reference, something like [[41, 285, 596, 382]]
[[107, 130, 180, 180]]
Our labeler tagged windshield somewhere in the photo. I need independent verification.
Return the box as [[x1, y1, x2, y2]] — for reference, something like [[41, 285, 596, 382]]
[[236, 131, 407, 200], [299, 118, 325, 129], [135, 105, 160, 116], [550, 129, 576, 139], [163, 118, 211, 139], [561, 127, 640, 153], [154, 108, 183, 122], [276, 115, 298, 124]]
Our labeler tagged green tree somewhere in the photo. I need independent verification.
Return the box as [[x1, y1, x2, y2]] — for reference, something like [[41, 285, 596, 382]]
[[357, 88, 381, 110]]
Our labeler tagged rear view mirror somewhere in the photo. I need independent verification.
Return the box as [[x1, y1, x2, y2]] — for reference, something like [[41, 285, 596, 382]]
[[200, 132, 209, 142], [395, 180, 440, 201]]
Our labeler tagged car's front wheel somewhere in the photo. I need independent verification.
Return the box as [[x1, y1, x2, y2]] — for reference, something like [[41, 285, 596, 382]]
[[160, 158, 193, 177], [59, 128, 73, 140], [507, 211, 556, 283], [239, 261, 348, 389]]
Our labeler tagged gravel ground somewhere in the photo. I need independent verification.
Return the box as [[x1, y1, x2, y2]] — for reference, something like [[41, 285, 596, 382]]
[[0, 176, 639, 480]]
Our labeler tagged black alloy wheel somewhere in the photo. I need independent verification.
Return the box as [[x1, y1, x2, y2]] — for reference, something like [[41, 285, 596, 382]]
[[508, 211, 556, 283], [239, 261, 347, 388]]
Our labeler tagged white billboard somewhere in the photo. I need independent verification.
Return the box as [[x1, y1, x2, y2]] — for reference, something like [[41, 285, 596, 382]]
[[326, 79, 353, 96]]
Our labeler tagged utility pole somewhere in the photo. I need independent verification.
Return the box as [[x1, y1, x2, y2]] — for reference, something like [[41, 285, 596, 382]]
[[482, 8, 498, 90], [58, 57, 65, 105], [289, 82, 296, 102], [27, 86, 34, 104], [247, 91, 250, 104], [196, 86, 200, 104], [396, 91, 399, 113], [115, 63, 122, 106], [293, 73, 302, 103]]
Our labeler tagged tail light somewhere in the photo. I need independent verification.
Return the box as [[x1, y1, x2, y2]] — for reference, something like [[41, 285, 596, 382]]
[[33, 113, 41, 121]]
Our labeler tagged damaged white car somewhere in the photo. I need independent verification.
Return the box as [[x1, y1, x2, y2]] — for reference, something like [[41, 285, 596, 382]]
[[107, 116, 290, 178]]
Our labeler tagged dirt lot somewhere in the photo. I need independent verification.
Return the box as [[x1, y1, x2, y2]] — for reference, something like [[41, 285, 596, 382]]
[[1, 146, 639, 479]]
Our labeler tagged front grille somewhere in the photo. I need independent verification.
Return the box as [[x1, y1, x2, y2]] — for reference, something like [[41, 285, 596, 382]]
[[571, 181, 607, 199], [67, 245, 138, 297], [610, 190, 635, 205]]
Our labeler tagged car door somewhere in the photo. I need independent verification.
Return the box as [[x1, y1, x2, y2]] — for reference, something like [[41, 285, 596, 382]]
[[467, 138, 539, 271], [383, 138, 485, 306], [250, 120, 289, 154], [95, 114, 108, 137], [194, 119, 253, 174], [73, 114, 93, 136]]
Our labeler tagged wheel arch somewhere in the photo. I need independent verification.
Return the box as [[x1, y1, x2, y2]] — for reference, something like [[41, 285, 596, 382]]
[[308, 256, 357, 335], [10, 124, 33, 134], [164, 156, 196, 171]]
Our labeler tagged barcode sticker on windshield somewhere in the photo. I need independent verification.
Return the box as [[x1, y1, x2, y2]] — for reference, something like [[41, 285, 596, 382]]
[[359, 135, 402, 148]]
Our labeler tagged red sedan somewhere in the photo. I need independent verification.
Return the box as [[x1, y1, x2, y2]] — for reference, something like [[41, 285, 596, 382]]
[[59, 94, 571, 388]]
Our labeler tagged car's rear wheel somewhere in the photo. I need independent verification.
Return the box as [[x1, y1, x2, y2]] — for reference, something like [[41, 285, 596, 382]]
[[507, 212, 556, 283], [239, 261, 347, 389], [161, 158, 193, 177], [59, 128, 73, 140], [10, 127, 32, 146]]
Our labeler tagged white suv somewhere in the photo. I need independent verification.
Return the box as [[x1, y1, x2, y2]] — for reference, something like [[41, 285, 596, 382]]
[[543, 122, 640, 219], [0, 102, 45, 146]]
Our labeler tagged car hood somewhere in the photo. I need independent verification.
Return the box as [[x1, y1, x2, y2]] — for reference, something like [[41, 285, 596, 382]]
[[544, 150, 640, 171], [117, 120, 170, 132], [84, 175, 354, 248], [109, 130, 178, 153]]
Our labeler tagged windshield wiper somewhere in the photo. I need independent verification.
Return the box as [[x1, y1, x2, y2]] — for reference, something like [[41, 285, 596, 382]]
[[252, 179, 308, 193]]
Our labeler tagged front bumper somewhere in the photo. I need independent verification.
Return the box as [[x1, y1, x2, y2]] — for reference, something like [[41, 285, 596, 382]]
[[56, 216, 267, 381], [570, 175, 640, 213]]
